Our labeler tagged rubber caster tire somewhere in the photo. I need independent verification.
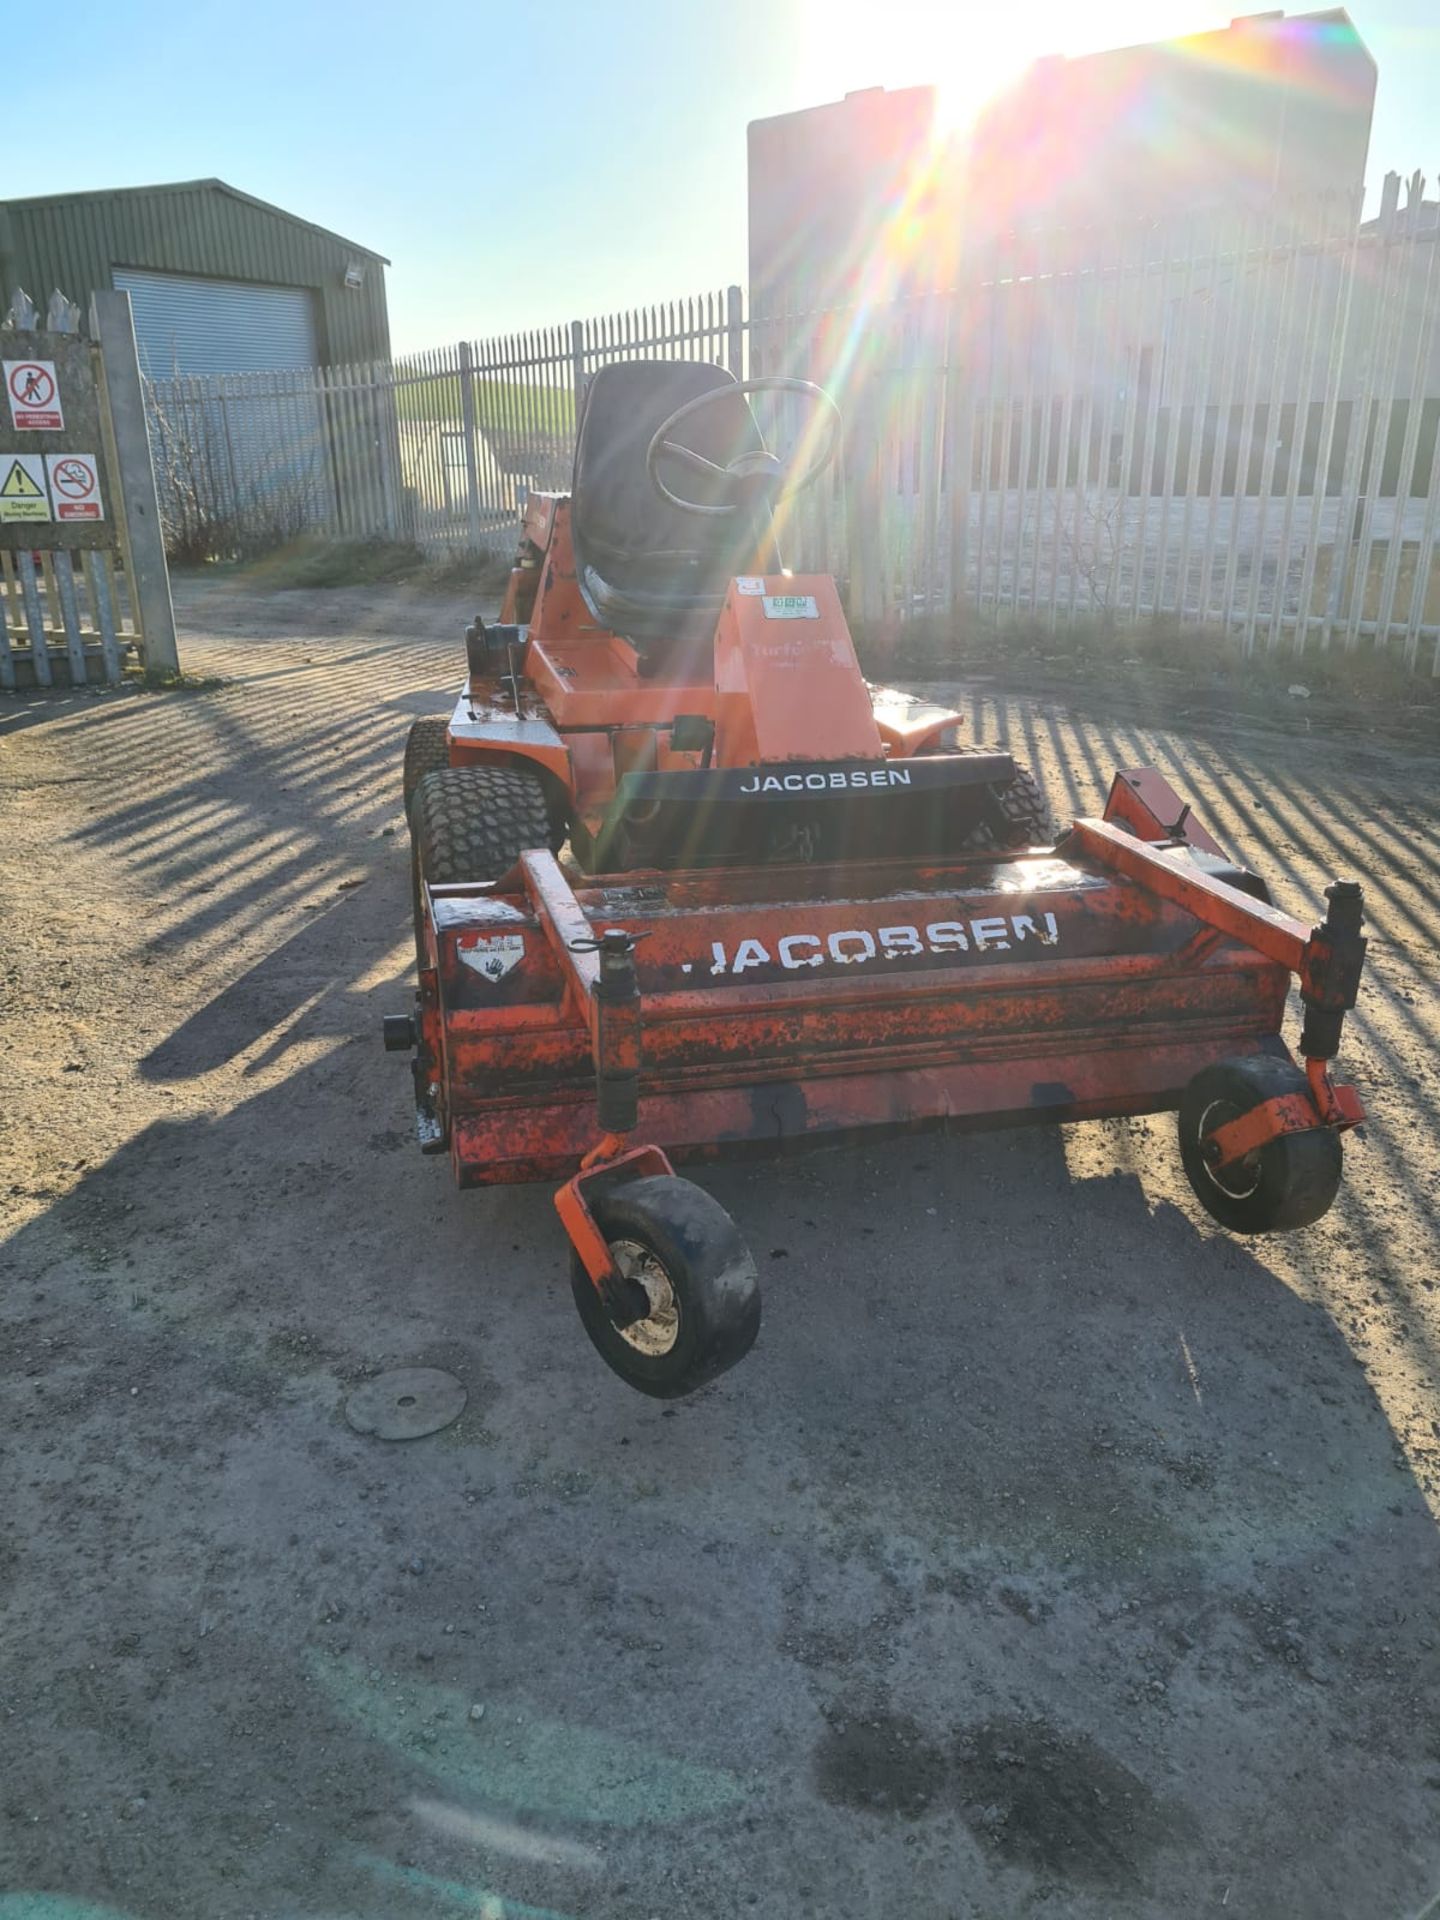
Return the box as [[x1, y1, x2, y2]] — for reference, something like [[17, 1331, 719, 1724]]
[[570, 1175, 761, 1399], [403, 718, 451, 812], [1178, 1055, 1343, 1234]]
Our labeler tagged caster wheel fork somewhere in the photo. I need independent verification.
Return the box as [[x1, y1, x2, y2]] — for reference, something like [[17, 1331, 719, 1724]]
[[556, 1144, 761, 1399], [1178, 1053, 1357, 1234]]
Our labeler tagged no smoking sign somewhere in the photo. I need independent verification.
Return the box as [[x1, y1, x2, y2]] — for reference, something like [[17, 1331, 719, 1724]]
[[4, 358, 64, 431], [45, 453, 104, 522]]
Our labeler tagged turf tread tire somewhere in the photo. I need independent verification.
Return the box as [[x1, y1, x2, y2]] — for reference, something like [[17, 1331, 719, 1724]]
[[570, 1175, 761, 1399], [1178, 1054, 1343, 1234], [980, 766, 1054, 851], [411, 765, 556, 887], [403, 719, 452, 811]]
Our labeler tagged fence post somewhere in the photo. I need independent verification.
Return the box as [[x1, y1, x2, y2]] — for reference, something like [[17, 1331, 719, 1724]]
[[375, 362, 404, 540], [726, 285, 744, 379], [90, 289, 179, 675], [570, 319, 587, 420], [456, 339, 485, 550], [1324, 172, 1401, 644]]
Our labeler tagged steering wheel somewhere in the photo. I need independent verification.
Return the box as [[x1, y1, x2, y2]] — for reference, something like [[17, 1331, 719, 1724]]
[[645, 377, 841, 518]]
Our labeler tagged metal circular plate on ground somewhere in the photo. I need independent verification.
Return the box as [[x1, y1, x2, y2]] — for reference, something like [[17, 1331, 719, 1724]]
[[345, 1368, 466, 1440]]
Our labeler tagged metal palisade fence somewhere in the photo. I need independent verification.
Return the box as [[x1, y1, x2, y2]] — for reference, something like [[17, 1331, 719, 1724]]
[[144, 293, 742, 565], [144, 171, 1440, 671]]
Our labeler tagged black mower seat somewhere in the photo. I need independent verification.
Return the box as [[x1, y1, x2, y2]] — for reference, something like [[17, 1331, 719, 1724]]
[[569, 360, 767, 647]]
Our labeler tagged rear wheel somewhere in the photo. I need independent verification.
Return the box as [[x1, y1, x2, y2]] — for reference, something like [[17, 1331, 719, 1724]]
[[570, 1175, 761, 1398], [403, 718, 451, 812], [1178, 1055, 1343, 1234], [979, 767, 1054, 851]]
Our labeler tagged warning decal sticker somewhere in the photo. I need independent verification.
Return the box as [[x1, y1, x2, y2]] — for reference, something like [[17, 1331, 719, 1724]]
[[0, 454, 51, 523], [456, 933, 526, 983]]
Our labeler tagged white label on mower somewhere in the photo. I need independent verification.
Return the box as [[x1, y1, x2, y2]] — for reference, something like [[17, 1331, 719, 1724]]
[[706, 912, 1060, 977], [735, 576, 766, 595], [761, 593, 819, 620], [457, 933, 525, 983], [738, 766, 912, 793]]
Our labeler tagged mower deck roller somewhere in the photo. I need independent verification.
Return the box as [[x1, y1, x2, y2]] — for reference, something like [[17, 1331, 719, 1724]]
[[387, 358, 1369, 1398]]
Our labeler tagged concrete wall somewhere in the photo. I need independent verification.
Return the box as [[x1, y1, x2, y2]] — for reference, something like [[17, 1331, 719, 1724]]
[[747, 10, 1376, 320]]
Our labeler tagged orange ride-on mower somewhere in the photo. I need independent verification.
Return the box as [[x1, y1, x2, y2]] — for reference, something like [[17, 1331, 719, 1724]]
[[384, 360, 1368, 1398]]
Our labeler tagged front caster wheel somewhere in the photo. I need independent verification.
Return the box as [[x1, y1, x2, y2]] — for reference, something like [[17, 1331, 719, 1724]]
[[570, 1175, 761, 1398], [1178, 1055, 1343, 1234]]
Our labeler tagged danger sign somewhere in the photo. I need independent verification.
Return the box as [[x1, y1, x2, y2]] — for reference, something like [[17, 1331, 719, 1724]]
[[0, 454, 51, 524], [4, 359, 64, 431], [46, 453, 104, 523]]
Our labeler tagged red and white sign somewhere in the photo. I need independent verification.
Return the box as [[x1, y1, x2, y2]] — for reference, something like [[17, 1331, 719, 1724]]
[[4, 359, 64, 430], [45, 452, 104, 522]]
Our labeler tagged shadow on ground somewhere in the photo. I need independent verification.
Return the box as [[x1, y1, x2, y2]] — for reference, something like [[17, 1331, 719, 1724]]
[[4, 1028, 1440, 1918]]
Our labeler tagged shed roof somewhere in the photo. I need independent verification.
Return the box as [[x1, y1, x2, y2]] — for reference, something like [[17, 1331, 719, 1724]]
[[1, 178, 389, 265]]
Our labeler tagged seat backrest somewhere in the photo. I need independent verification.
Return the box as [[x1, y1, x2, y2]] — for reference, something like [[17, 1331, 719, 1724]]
[[570, 360, 764, 581]]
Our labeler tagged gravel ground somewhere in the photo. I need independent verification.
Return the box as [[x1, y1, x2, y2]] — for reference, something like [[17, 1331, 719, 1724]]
[[2, 575, 1439, 1920]]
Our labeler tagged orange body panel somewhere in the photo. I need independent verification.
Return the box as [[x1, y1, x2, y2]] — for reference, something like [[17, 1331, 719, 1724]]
[[526, 636, 713, 731], [713, 577, 884, 766], [461, 496, 967, 839], [1105, 768, 1227, 855], [517, 501, 591, 646]]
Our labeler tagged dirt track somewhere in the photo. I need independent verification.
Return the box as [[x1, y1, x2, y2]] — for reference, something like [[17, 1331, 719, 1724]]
[[2, 576, 1439, 1920]]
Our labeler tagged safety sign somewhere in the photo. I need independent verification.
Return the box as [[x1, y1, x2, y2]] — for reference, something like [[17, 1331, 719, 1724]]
[[4, 359, 64, 431], [0, 453, 51, 523], [46, 452, 105, 522]]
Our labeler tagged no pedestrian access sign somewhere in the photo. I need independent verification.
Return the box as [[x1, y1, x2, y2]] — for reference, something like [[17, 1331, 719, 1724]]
[[4, 358, 64, 431], [46, 452, 104, 522]]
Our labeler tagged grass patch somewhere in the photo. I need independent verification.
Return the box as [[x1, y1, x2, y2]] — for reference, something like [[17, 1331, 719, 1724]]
[[218, 537, 430, 590], [392, 371, 574, 435], [137, 666, 229, 692], [418, 548, 515, 595], [181, 535, 517, 598]]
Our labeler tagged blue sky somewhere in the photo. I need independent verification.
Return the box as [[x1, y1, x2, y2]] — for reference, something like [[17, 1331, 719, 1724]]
[[9, 0, 1438, 353]]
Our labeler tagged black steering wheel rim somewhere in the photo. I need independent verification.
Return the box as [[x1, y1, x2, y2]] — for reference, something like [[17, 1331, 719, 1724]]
[[644, 376, 841, 518]]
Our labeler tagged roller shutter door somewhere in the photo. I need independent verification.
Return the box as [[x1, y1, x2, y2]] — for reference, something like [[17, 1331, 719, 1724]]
[[124, 268, 335, 539], [113, 267, 319, 377]]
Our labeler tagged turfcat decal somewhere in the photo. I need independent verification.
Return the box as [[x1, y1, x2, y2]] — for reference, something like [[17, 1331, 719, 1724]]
[[737, 767, 913, 793], [706, 912, 1060, 976]]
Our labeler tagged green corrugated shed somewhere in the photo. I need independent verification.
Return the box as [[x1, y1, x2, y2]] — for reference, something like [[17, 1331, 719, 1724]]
[[0, 178, 390, 367]]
